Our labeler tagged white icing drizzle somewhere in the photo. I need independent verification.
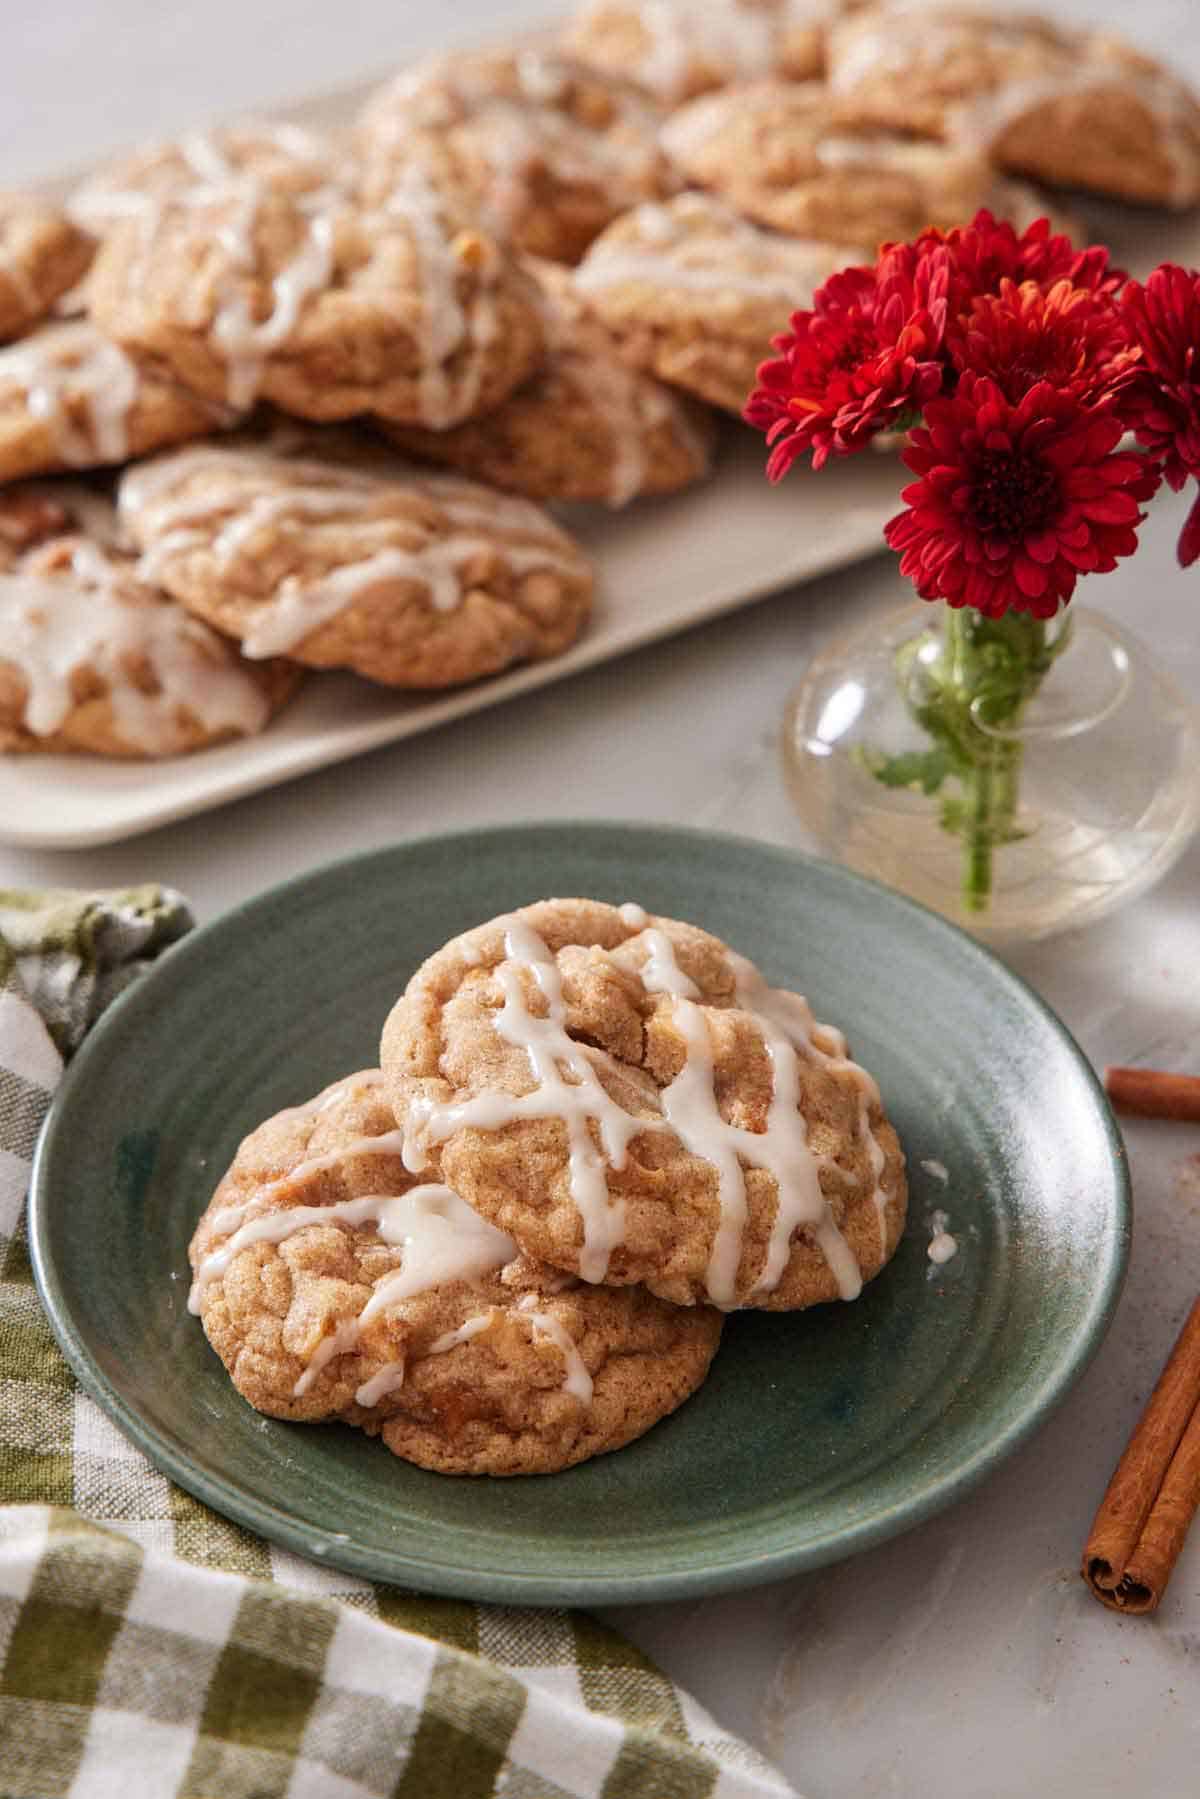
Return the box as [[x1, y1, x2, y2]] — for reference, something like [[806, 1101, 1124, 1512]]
[[212, 210, 335, 409], [578, 0, 825, 102], [189, 1129, 407, 1300], [357, 1297, 595, 1410], [354, 1310, 496, 1407], [541, 269, 693, 505], [0, 540, 270, 751], [618, 902, 647, 928], [380, 164, 488, 429], [70, 122, 343, 230], [639, 927, 700, 999], [829, 13, 1200, 209], [121, 448, 585, 656], [405, 913, 880, 1308], [291, 1184, 515, 1395], [427, 1309, 499, 1357], [105, 132, 350, 410], [927, 1209, 958, 1267], [369, 49, 663, 235], [637, 932, 859, 1307], [659, 89, 741, 162], [516, 1293, 594, 1405], [0, 323, 142, 466], [189, 1172, 513, 1397], [727, 951, 891, 1260], [576, 197, 842, 304], [353, 1361, 408, 1407], [403, 918, 647, 1284]]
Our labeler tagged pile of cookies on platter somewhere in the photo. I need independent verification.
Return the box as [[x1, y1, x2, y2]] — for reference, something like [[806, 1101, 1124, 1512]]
[[3, 0, 1199, 759], [187, 899, 908, 1475]]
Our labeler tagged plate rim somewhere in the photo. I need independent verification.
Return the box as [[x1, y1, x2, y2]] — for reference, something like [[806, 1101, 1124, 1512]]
[[28, 821, 1131, 1603]]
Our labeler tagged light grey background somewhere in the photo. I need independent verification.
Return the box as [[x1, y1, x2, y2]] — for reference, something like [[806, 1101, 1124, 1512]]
[[5, 4, 1200, 1796]]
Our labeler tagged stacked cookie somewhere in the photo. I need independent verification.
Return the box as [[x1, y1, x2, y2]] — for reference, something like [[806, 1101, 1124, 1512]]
[[188, 900, 907, 1476], [4, 3, 1199, 760]]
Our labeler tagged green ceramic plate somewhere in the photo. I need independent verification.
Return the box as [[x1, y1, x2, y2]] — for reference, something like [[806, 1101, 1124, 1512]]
[[29, 823, 1129, 1604]]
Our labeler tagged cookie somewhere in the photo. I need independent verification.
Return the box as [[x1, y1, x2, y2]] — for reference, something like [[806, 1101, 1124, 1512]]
[[383, 259, 716, 507], [0, 320, 222, 483], [563, 0, 834, 106], [357, 49, 676, 265], [0, 195, 94, 343], [383, 899, 907, 1312], [188, 1070, 723, 1475], [118, 441, 593, 687], [827, 4, 1200, 209], [575, 193, 849, 413], [0, 485, 298, 757], [662, 79, 1015, 250], [88, 173, 544, 425], [69, 121, 357, 237]]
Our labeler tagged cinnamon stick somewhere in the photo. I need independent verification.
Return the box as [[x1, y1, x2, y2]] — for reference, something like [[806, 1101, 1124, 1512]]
[[1104, 1066, 1200, 1123], [1082, 1297, 1200, 1613]]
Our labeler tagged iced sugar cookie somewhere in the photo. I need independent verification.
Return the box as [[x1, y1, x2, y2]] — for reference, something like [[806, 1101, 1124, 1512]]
[[0, 320, 221, 484], [118, 441, 593, 688], [358, 48, 676, 265], [385, 258, 716, 507], [384, 899, 907, 1311], [189, 1071, 723, 1474], [0, 485, 298, 757], [827, 4, 1200, 209], [563, 0, 836, 107], [575, 193, 850, 413]]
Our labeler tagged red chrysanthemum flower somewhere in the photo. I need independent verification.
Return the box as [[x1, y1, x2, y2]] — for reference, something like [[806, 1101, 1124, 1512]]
[[932, 210, 1125, 311], [744, 242, 950, 478], [1120, 263, 1200, 564], [885, 374, 1157, 619], [951, 278, 1143, 408]]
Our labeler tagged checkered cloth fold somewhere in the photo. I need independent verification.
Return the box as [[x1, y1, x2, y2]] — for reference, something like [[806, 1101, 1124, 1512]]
[[0, 886, 797, 1799]]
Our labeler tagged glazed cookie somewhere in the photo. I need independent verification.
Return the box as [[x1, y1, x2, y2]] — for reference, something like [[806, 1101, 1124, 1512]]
[[188, 1070, 723, 1475], [827, 4, 1200, 209], [575, 194, 849, 413], [0, 486, 298, 757], [0, 320, 222, 483], [383, 899, 907, 1312], [69, 121, 357, 237], [357, 49, 677, 265], [0, 195, 94, 343], [563, 0, 836, 106], [384, 259, 716, 507], [118, 442, 593, 688], [662, 80, 1014, 250], [88, 176, 544, 425]]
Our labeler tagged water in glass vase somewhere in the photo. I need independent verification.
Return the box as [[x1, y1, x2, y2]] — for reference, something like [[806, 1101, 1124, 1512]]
[[783, 600, 1200, 944]]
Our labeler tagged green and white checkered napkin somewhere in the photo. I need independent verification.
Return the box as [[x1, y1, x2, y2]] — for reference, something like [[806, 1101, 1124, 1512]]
[[0, 886, 797, 1799]]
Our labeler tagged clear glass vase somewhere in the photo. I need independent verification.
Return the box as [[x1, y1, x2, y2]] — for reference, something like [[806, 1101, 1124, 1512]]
[[782, 600, 1200, 944]]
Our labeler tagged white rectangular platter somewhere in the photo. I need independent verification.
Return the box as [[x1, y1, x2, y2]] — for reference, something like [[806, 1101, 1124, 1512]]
[[2, 85, 1191, 849], [0, 434, 902, 847]]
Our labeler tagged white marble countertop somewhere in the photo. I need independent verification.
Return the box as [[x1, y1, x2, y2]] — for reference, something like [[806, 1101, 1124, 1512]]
[[5, 3, 1200, 1794]]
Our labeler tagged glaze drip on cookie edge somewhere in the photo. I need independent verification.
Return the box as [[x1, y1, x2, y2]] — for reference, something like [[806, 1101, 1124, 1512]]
[[403, 907, 893, 1308]]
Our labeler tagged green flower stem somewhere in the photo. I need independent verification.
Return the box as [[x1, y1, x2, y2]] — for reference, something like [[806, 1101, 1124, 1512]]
[[959, 727, 1023, 912], [865, 604, 1072, 916], [943, 608, 1030, 913]]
